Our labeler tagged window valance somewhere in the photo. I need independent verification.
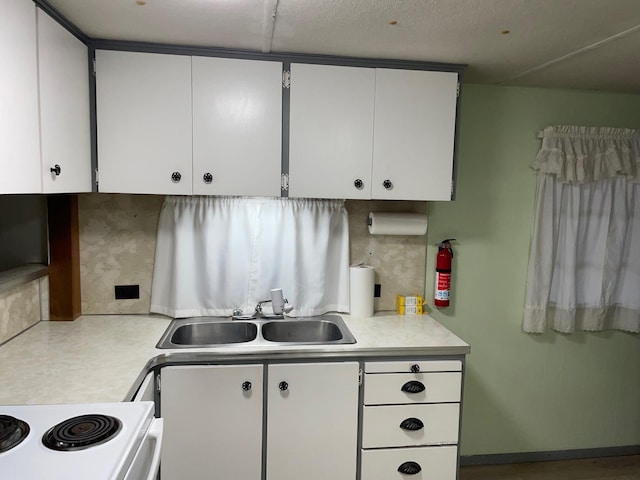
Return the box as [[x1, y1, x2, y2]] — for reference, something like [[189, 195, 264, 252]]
[[532, 126, 640, 184]]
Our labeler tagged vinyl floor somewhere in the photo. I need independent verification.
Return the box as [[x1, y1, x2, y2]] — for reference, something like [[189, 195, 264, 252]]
[[459, 455, 640, 480]]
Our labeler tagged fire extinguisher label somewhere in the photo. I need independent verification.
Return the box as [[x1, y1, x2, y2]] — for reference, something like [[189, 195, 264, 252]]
[[435, 273, 451, 300], [435, 290, 450, 300]]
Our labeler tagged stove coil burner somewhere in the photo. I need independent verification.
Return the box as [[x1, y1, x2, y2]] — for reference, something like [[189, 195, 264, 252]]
[[42, 414, 122, 451], [0, 415, 30, 453]]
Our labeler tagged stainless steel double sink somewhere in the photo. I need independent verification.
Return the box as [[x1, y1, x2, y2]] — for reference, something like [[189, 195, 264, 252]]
[[156, 314, 356, 349]]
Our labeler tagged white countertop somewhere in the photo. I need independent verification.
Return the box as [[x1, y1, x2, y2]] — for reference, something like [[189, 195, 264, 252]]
[[0, 313, 469, 405]]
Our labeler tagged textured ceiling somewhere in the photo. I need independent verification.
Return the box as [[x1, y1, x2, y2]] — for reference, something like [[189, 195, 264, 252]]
[[46, 0, 640, 93]]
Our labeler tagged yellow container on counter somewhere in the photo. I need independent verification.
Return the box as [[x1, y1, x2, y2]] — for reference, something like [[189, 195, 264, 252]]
[[396, 294, 424, 306], [397, 304, 424, 315], [396, 294, 425, 315]]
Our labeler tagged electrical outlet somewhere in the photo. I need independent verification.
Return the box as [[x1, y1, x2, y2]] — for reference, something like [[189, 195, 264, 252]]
[[114, 285, 140, 300], [374, 284, 381, 297]]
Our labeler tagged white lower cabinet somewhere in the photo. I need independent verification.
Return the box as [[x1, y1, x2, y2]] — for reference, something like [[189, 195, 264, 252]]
[[159, 361, 359, 480], [160, 364, 264, 480], [266, 362, 359, 480], [362, 360, 463, 480], [361, 445, 458, 480]]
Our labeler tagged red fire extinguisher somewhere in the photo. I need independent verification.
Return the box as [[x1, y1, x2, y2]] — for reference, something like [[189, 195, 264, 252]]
[[434, 239, 456, 307]]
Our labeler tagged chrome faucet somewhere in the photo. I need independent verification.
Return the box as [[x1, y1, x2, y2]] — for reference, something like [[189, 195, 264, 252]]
[[255, 289, 294, 319]]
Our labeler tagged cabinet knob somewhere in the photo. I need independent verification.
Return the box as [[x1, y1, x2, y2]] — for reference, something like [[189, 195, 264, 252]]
[[278, 381, 288, 391], [397, 461, 422, 475], [353, 178, 364, 189], [410, 364, 420, 373], [203, 172, 213, 184], [50, 164, 61, 176], [401, 380, 425, 394], [171, 172, 182, 183], [399, 417, 424, 431], [382, 179, 393, 190], [242, 381, 252, 391]]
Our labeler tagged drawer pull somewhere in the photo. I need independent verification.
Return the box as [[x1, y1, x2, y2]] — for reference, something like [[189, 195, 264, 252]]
[[399, 417, 424, 431], [401, 380, 425, 394], [397, 461, 422, 475]]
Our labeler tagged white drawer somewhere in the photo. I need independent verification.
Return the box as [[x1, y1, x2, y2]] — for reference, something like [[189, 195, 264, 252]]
[[361, 446, 457, 480], [365, 360, 462, 374], [364, 372, 461, 405], [362, 403, 459, 448]]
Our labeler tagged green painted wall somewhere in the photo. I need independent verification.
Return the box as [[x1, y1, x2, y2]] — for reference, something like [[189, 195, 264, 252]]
[[426, 84, 640, 456]]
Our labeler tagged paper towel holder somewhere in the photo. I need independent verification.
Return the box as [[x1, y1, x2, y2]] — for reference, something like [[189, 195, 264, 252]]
[[367, 211, 428, 236]]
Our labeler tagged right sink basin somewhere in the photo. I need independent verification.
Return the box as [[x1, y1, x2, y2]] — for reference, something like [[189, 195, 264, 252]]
[[261, 316, 356, 345]]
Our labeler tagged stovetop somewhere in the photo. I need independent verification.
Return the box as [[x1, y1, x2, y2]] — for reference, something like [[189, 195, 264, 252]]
[[0, 402, 154, 480]]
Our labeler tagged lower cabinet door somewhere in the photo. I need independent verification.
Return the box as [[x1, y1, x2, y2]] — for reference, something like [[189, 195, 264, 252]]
[[160, 364, 263, 480], [266, 362, 359, 480], [361, 445, 458, 480]]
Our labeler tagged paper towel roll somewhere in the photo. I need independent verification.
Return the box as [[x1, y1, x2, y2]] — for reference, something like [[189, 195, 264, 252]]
[[368, 212, 428, 235], [349, 265, 375, 317]]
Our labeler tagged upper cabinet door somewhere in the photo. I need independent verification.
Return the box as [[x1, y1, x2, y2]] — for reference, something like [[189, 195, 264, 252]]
[[96, 50, 192, 194], [288, 63, 375, 199], [372, 69, 458, 201], [37, 9, 91, 194], [192, 57, 282, 196], [0, 0, 40, 194]]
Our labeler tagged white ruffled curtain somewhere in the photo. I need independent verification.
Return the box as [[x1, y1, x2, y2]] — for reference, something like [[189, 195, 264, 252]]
[[524, 126, 640, 333], [150, 196, 350, 318]]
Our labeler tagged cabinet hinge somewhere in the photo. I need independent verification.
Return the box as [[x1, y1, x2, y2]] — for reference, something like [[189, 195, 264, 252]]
[[358, 368, 363, 386], [92, 58, 96, 77], [281, 173, 289, 191], [456, 81, 460, 98], [95, 168, 99, 187], [451, 180, 454, 196], [282, 70, 291, 89]]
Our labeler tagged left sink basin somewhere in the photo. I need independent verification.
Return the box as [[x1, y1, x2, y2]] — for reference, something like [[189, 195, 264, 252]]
[[157, 318, 257, 348]]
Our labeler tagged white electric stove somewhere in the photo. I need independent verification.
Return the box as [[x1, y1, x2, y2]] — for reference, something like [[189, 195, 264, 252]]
[[0, 401, 163, 480]]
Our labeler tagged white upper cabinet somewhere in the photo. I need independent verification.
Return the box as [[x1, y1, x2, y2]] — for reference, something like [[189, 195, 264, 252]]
[[288, 63, 375, 199], [192, 56, 282, 196], [288, 64, 458, 200], [96, 50, 192, 194], [0, 0, 41, 194], [37, 9, 91, 193], [372, 69, 458, 200]]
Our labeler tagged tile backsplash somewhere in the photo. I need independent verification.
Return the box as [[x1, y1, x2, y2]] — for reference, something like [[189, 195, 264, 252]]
[[78, 194, 427, 315]]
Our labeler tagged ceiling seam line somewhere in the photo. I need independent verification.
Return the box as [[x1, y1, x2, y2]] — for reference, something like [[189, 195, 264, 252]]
[[499, 22, 640, 84], [262, 0, 280, 53]]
